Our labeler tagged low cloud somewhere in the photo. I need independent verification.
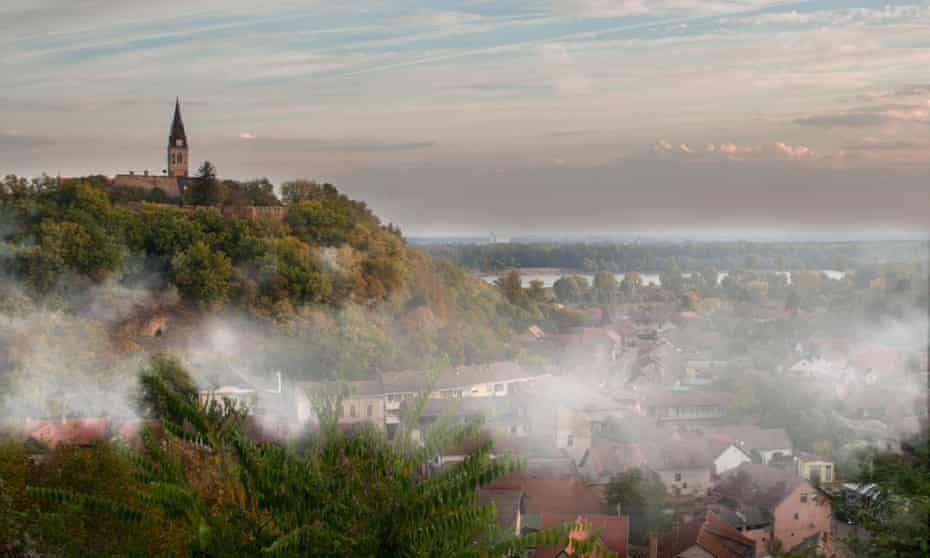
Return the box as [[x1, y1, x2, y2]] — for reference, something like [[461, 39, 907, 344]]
[[654, 139, 824, 161]]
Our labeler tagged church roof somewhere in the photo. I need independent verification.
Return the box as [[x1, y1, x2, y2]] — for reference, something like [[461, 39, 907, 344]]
[[169, 98, 187, 147]]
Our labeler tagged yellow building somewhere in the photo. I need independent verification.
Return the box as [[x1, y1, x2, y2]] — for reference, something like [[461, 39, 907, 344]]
[[796, 452, 835, 484]]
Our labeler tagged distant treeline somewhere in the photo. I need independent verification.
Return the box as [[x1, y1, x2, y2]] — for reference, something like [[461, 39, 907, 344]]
[[422, 241, 928, 273]]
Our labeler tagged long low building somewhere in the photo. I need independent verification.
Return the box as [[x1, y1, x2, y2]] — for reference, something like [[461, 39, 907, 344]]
[[295, 361, 553, 433]]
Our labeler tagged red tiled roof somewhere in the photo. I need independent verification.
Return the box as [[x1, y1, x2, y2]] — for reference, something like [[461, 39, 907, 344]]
[[539, 513, 630, 557], [486, 477, 608, 515], [708, 426, 792, 453], [658, 511, 755, 558], [25, 418, 108, 448], [715, 463, 805, 512]]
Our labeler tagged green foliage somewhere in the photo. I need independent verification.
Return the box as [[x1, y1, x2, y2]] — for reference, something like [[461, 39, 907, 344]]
[[253, 236, 332, 304], [494, 269, 527, 305], [171, 241, 233, 304], [223, 178, 279, 207], [593, 270, 618, 304], [184, 161, 226, 206], [604, 467, 671, 545], [28, 357, 575, 557], [140, 354, 200, 423], [553, 274, 589, 303], [837, 429, 930, 558]]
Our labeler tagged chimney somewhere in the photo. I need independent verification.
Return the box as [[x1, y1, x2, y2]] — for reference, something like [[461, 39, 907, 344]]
[[144, 169, 149, 176], [648, 534, 659, 558]]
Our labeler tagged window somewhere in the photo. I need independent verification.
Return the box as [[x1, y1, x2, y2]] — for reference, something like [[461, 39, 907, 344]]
[[682, 482, 688, 489], [350, 405, 356, 418], [494, 383, 505, 393], [675, 473, 682, 482], [567, 435, 574, 447], [794, 513, 799, 520], [367, 404, 373, 418], [801, 494, 808, 503], [825, 465, 833, 481]]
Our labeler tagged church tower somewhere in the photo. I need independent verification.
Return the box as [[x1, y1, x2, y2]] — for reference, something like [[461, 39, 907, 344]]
[[167, 98, 189, 177]]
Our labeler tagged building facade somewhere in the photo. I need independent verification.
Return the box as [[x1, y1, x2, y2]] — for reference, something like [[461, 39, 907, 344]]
[[112, 98, 190, 199]]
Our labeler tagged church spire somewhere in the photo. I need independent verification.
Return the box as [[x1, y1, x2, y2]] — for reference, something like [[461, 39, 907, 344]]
[[169, 97, 187, 148], [167, 98, 189, 177]]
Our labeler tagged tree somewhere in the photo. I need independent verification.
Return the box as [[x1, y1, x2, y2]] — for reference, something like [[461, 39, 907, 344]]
[[700, 266, 719, 288], [604, 467, 670, 545], [223, 177, 279, 206], [553, 275, 588, 303], [527, 279, 546, 301], [659, 262, 683, 293], [184, 161, 226, 206], [138, 354, 199, 424], [280, 179, 322, 204], [494, 269, 526, 305], [620, 271, 643, 295], [30, 358, 606, 558], [837, 428, 930, 558], [170, 241, 232, 304], [593, 271, 618, 305]]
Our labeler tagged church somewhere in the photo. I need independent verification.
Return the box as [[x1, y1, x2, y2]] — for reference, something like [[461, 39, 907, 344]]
[[112, 98, 193, 199]]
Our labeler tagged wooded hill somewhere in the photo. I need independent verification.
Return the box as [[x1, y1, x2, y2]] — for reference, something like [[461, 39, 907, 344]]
[[0, 175, 538, 385]]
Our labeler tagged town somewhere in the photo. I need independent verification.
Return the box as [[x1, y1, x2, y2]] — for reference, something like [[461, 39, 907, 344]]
[[3, 1, 930, 555]]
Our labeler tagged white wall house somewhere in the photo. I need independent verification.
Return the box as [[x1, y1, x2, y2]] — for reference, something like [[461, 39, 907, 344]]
[[714, 444, 752, 475]]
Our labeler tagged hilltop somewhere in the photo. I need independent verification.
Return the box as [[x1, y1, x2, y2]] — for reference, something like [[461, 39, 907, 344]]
[[0, 174, 538, 414]]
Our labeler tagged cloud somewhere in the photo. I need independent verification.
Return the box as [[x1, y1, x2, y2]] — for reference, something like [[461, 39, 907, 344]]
[[242, 137, 436, 153], [728, 5, 930, 27], [656, 140, 826, 161], [795, 101, 930, 128], [774, 142, 814, 160], [553, 0, 784, 18], [537, 43, 590, 96]]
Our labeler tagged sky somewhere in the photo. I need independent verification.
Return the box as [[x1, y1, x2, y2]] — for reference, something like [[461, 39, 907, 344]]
[[2, 0, 930, 236]]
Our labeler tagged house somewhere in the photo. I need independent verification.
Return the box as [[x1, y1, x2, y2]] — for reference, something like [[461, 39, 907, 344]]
[[713, 443, 753, 476], [653, 511, 756, 558], [556, 405, 594, 464], [713, 507, 773, 558], [714, 464, 833, 555], [199, 385, 259, 413], [297, 361, 552, 434], [646, 439, 716, 498], [530, 513, 630, 558], [794, 453, 835, 484], [487, 477, 609, 516], [645, 388, 733, 424], [25, 418, 110, 448], [479, 488, 525, 537], [707, 426, 792, 465], [295, 378, 386, 431]]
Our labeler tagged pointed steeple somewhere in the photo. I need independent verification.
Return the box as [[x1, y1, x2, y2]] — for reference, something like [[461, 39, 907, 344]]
[[169, 97, 187, 148]]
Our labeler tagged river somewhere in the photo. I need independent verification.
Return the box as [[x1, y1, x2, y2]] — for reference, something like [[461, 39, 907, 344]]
[[478, 269, 846, 288]]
